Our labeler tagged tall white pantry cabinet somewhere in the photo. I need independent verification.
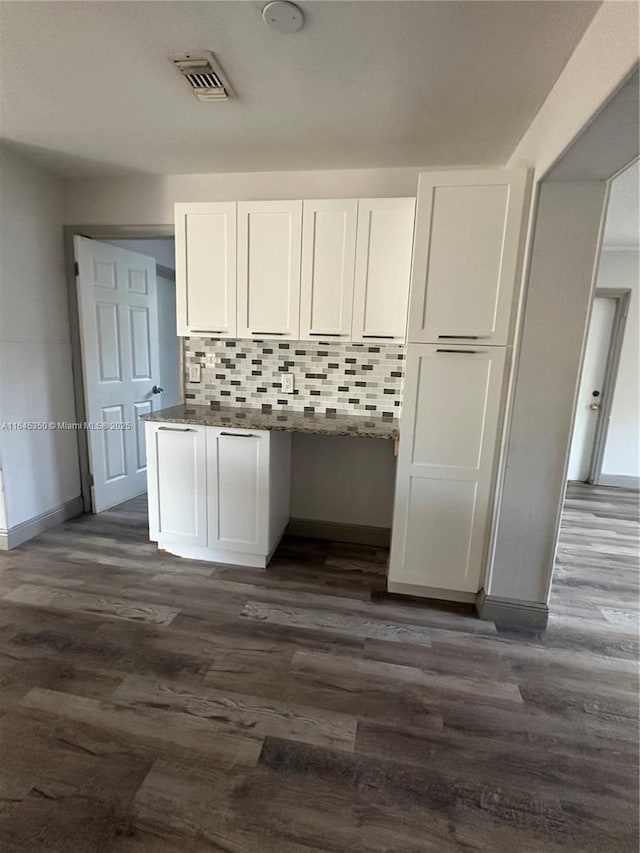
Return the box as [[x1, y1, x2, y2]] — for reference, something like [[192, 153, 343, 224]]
[[389, 169, 529, 600]]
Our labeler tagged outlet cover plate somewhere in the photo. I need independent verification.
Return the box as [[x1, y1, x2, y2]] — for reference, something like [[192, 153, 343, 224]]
[[282, 373, 295, 394]]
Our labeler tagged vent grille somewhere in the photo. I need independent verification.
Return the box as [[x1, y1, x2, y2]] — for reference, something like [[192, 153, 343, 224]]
[[170, 52, 234, 102]]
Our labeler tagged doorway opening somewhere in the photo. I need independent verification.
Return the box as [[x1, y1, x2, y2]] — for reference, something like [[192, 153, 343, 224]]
[[65, 229, 180, 514], [550, 157, 639, 624], [567, 157, 639, 494], [567, 288, 631, 486]]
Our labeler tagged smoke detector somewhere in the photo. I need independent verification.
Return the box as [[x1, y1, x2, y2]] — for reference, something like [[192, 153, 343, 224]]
[[262, 1, 304, 33], [169, 52, 235, 102]]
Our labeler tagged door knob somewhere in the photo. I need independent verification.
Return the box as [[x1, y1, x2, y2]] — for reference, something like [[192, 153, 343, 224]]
[[152, 385, 164, 395], [589, 402, 600, 411]]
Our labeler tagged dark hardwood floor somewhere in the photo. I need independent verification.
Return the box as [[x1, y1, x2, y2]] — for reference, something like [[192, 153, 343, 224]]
[[0, 483, 637, 852]]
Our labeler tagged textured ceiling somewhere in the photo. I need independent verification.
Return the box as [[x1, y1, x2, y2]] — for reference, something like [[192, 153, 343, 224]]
[[0, 1, 600, 177]]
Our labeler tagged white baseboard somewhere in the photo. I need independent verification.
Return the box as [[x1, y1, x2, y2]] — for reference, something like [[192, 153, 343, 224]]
[[597, 474, 640, 490], [0, 496, 84, 550]]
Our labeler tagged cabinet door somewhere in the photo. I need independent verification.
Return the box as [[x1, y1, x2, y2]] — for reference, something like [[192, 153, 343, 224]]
[[237, 201, 302, 339], [408, 169, 527, 345], [352, 198, 416, 343], [388, 344, 506, 595], [207, 428, 269, 554], [146, 422, 207, 546], [175, 202, 237, 337], [300, 199, 357, 340]]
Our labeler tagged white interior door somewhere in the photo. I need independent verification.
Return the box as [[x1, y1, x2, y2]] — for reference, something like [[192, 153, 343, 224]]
[[75, 237, 161, 512], [567, 297, 616, 481]]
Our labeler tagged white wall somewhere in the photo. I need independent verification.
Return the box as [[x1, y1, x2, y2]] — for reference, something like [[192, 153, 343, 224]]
[[63, 166, 427, 225], [0, 146, 81, 532], [290, 434, 396, 529], [488, 4, 639, 611], [107, 239, 181, 409], [508, 2, 639, 180], [598, 249, 640, 478], [488, 181, 608, 604]]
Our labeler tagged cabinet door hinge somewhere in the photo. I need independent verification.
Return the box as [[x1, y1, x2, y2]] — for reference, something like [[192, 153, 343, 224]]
[[89, 473, 94, 486], [74, 261, 80, 276]]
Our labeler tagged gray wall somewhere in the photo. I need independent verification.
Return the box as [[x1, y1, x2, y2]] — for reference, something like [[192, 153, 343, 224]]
[[290, 433, 396, 529], [0, 145, 81, 533], [598, 249, 640, 478], [488, 181, 609, 604]]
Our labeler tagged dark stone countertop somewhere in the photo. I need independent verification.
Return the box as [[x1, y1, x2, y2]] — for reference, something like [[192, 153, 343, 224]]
[[141, 404, 399, 440]]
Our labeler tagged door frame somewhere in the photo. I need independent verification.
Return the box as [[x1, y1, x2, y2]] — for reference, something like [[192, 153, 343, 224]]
[[63, 225, 176, 512], [586, 288, 632, 485], [483, 64, 639, 626]]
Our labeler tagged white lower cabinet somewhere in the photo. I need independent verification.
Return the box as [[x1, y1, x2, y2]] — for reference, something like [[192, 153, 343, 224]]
[[146, 423, 207, 548], [146, 422, 291, 567], [388, 344, 507, 599]]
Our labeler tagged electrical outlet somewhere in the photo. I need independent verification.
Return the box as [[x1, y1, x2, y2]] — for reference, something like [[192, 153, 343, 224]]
[[282, 373, 295, 394], [189, 363, 201, 383]]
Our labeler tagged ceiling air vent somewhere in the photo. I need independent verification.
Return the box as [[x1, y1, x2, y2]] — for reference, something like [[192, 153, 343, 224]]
[[169, 52, 235, 102]]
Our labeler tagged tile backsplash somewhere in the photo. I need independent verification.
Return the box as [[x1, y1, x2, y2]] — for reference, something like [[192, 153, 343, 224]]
[[184, 337, 405, 418]]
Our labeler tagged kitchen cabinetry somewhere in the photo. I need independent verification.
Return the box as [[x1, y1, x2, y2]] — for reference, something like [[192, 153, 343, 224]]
[[388, 344, 507, 598], [300, 199, 357, 340], [390, 168, 529, 602], [352, 197, 416, 342], [237, 200, 303, 339], [408, 170, 527, 346], [174, 197, 416, 342], [146, 421, 291, 567], [175, 202, 237, 337], [146, 423, 207, 547]]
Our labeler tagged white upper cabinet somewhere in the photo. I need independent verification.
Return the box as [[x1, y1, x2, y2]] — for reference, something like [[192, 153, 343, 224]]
[[408, 169, 528, 345], [237, 201, 302, 340], [352, 198, 416, 343], [388, 344, 507, 596], [300, 199, 357, 340], [175, 202, 237, 337]]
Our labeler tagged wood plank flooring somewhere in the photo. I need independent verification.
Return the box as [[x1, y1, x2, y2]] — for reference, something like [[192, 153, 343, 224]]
[[0, 484, 637, 852]]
